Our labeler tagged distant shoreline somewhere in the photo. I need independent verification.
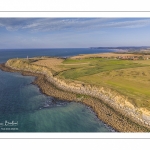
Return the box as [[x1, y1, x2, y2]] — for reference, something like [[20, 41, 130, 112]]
[[0, 62, 149, 132]]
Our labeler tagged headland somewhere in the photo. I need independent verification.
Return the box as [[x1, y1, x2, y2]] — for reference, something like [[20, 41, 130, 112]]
[[1, 52, 150, 132]]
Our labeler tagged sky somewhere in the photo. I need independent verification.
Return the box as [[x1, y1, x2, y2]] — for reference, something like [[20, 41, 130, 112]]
[[0, 18, 150, 49]]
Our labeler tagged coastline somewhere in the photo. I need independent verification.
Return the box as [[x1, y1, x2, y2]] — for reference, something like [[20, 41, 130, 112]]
[[0, 63, 149, 132]]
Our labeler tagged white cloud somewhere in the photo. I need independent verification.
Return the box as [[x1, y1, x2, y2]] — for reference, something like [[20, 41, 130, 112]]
[[0, 18, 150, 33]]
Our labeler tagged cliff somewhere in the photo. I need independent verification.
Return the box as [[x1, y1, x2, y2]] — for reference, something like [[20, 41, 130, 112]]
[[5, 58, 150, 130]]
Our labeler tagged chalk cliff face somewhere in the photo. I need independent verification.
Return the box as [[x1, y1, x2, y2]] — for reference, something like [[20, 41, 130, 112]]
[[5, 59, 150, 128]]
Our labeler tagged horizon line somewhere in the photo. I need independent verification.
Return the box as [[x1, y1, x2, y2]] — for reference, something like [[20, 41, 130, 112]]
[[1, 46, 150, 50]]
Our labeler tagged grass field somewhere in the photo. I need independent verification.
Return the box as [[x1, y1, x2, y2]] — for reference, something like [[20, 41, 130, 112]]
[[25, 54, 150, 110], [59, 57, 150, 110]]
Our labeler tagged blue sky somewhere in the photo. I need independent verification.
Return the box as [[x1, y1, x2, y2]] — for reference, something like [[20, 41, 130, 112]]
[[0, 18, 150, 48]]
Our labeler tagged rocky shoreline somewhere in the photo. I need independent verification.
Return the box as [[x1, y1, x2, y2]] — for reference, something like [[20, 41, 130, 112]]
[[0, 63, 149, 132]]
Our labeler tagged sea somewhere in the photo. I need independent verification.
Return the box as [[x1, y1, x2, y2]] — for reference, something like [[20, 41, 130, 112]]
[[0, 48, 116, 132]]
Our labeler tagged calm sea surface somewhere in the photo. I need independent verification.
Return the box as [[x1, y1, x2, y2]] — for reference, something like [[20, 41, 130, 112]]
[[0, 48, 115, 132]]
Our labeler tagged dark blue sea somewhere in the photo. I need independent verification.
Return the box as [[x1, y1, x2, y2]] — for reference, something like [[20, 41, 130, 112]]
[[0, 48, 115, 132]]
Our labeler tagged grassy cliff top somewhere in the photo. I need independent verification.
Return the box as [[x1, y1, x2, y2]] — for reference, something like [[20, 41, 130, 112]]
[[7, 53, 150, 110]]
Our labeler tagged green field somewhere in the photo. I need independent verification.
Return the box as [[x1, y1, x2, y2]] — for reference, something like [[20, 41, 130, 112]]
[[57, 58, 150, 110], [8, 55, 150, 111]]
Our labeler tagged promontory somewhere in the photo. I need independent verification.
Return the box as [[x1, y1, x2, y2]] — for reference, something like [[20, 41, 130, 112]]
[[1, 52, 150, 132]]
